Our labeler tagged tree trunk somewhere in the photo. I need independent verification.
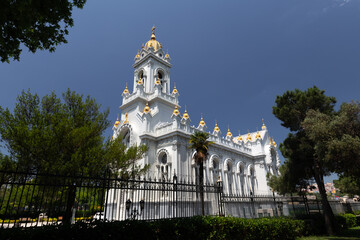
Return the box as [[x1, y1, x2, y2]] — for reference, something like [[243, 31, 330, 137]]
[[199, 160, 205, 216], [63, 185, 76, 225], [313, 165, 336, 235]]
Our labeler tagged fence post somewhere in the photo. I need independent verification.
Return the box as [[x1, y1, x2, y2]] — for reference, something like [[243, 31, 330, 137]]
[[217, 176, 224, 216], [290, 193, 296, 217], [303, 195, 310, 215], [173, 173, 177, 218]]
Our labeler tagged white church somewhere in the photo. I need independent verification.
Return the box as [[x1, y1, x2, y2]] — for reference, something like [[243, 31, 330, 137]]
[[112, 27, 280, 197]]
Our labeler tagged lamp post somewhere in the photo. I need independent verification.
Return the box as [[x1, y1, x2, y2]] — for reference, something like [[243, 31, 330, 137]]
[[126, 199, 145, 220]]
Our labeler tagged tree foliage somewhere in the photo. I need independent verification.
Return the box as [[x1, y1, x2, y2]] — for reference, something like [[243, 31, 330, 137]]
[[0, 89, 148, 223], [0, 0, 86, 62], [269, 86, 337, 234]]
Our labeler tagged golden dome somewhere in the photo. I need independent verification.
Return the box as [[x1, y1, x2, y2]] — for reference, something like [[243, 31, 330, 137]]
[[114, 117, 120, 128], [173, 105, 180, 116], [183, 106, 189, 119], [226, 128, 233, 137], [262, 119, 266, 130], [172, 85, 178, 94], [246, 132, 252, 141], [143, 102, 151, 114], [135, 51, 140, 59], [138, 78, 143, 85], [155, 77, 161, 85], [144, 26, 162, 52], [123, 84, 129, 94], [255, 131, 261, 139], [272, 139, 277, 148], [214, 123, 220, 132], [199, 115, 206, 126], [123, 113, 129, 125], [237, 133, 243, 142], [165, 51, 170, 58]]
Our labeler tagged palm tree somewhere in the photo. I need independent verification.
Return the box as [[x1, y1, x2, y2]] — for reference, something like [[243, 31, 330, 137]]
[[188, 131, 214, 215]]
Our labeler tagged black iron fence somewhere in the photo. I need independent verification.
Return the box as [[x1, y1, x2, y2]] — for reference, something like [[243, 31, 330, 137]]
[[0, 168, 359, 228]]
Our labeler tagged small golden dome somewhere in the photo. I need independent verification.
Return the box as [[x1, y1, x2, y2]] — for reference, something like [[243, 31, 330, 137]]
[[144, 26, 162, 52], [173, 105, 180, 116], [114, 117, 120, 128], [123, 113, 129, 125], [138, 78, 143, 85], [123, 84, 129, 94], [214, 123, 220, 132], [172, 86, 178, 94], [165, 51, 170, 58], [183, 106, 189, 119], [272, 139, 277, 148], [226, 128, 233, 137], [255, 131, 261, 139], [155, 77, 161, 85], [199, 115, 206, 126], [246, 132, 252, 141], [262, 119, 266, 130], [135, 51, 140, 59], [237, 133, 243, 142], [143, 102, 151, 114]]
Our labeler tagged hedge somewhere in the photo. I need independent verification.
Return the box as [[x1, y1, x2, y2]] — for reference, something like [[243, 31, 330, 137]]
[[0, 216, 309, 240]]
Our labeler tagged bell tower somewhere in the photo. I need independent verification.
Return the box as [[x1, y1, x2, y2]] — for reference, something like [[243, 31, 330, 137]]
[[132, 26, 172, 94]]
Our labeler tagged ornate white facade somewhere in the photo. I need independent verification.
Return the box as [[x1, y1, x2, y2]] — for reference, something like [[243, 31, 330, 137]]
[[113, 27, 280, 196]]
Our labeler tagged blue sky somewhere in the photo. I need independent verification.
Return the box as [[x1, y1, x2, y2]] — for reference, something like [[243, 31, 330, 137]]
[[1, 0, 360, 182]]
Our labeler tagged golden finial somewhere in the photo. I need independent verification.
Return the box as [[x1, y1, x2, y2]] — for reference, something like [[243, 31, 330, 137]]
[[255, 130, 261, 139], [199, 113, 205, 126], [246, 131, 252, 141], [172, 82, 178, 94], [173, 105, 180, 116], [269, 136, 272, 144], [183, 105, 189, 119], [123, 83, 129, 94], [237, 131, 243, 141], [213, 120, 220, 132], [226, 126, 232, 137], [138, 77, 143, 85], [143, 102, 151, 114], [135, 51, 140, 59], [151, 26, 156, 40], [123, 113, 129, 125], [272, 138, 277, 148], [141, 43, 144, 48], [165, 51, 170, 58], [262, 118, 266, 130], [114, 115, 120, 128]]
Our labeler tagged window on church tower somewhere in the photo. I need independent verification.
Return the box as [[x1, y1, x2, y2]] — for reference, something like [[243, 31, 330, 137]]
[[212, 160, 219, 184], [239, 165, 245, 196], [122, 129, 130, 148]]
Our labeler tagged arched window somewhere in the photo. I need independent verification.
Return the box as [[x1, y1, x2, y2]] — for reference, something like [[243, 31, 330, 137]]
[[157, 70, 166, 92], [227, 162, 233, 195], [159, 152, 169, 181], [121, 128, 130, 148], [239, 164, 245, 195], [211, 158, 219, 184], [249, 166, 255, 195]]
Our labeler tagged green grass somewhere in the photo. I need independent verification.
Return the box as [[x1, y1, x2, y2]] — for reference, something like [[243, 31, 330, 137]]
[[297, 226, 360, 240]]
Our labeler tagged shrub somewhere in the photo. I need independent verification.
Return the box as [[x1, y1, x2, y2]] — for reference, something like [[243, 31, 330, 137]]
[[0, 216, 309, 240], [336, 213, 357, 229]]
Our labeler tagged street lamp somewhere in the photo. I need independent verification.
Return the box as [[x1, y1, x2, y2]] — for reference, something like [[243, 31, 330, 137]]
[[126, 199, 145, 220]]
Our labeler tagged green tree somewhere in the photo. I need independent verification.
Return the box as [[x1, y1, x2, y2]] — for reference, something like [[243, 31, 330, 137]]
[[188, 131, 213, 216], [269, 86, 337, 234], [302, 101, 360, 197], [334, 176, 360, 197], [0, 0, 86, 62], [0, 89, 147, 223]]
